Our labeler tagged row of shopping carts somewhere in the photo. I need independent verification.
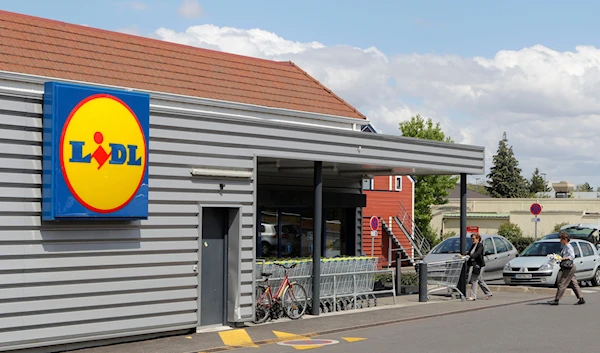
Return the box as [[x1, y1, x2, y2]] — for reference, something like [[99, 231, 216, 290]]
[[255, 257, 390, 314]]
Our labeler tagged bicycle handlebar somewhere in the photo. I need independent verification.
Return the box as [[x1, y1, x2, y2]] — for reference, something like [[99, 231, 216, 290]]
[[274, 263, 297, 270]]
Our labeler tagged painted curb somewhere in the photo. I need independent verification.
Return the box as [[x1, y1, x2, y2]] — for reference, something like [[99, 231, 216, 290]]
[[488, 285, 574, 296], [187, 295, 552, 353]]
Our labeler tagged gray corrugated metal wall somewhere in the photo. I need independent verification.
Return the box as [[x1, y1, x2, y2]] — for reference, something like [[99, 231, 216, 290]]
[[0, 71, 485, 351], [0, 91, 255, 351]]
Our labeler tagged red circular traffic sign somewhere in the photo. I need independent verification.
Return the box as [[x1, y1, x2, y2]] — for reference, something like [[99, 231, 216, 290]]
[[370, 216, 379, 231], [530, 203, 542, 216]]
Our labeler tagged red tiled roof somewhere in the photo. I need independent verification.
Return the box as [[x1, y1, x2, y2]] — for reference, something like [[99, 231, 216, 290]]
[[0, 10, 366, 119]]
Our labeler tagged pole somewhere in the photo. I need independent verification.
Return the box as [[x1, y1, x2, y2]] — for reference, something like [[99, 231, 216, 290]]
[[418, 262, 427, 302], [311, 161, 323, 316], [534, 219, 538, 241], [458, 173, 468, 296], [395, 252, 402, 296], [370, 237, 374, 257]]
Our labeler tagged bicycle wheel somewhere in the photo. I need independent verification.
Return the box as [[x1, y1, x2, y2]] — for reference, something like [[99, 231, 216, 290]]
[[282, 283, 308, 320], [253, 285, 271, 324]]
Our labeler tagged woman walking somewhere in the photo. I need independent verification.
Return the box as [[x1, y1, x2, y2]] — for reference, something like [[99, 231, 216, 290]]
[[548, 232, 585, 305], [466, 233, 492, 301]]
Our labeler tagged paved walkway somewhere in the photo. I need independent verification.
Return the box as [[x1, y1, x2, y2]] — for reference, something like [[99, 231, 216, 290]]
[[72, 290, 555, 353]]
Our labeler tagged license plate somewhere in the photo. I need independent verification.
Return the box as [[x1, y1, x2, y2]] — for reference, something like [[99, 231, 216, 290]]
[[515, 274, 532, 279]]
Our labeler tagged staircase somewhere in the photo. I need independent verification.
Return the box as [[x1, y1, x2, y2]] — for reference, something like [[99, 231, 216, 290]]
[[394, 201, 431, 258], [381, 219, 415, 266]]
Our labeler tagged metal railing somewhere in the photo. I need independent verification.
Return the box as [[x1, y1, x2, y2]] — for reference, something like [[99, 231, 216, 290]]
[[395, 200, 431, 257], [381, 219, 414, 266]]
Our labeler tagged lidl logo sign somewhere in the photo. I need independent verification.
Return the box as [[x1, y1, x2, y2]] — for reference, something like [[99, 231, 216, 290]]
[[43, 82, 150, 220]]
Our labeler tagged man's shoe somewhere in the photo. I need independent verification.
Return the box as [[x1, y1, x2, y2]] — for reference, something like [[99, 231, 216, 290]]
[[575, 298, 586, 305], [548, 300, 559, 305]]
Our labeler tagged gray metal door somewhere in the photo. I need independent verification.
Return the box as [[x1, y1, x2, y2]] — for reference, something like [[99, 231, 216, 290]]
[[201, 207, 228, 326]]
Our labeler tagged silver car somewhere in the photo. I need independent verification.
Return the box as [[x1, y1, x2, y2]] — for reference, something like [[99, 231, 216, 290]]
[[503, 239, 600, 287], [422, 234, 519, 281]]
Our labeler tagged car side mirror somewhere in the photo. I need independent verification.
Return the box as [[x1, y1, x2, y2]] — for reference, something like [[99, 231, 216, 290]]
[[484, 250, 493, 256]]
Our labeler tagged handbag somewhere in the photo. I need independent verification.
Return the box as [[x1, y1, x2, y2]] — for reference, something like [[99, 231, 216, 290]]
[[560, 259, 573, 270]]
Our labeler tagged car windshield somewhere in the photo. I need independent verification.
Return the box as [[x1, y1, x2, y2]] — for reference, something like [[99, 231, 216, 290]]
[[431, 237, 473, 254], [521, 242, 562, 257]]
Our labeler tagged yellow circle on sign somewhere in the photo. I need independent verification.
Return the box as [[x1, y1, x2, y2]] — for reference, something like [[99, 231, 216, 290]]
[[60, 94, 147, 213]]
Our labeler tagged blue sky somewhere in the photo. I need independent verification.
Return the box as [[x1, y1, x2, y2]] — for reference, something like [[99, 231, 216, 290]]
[[3, 0, 600, 186], [2, 0, 599, 57]]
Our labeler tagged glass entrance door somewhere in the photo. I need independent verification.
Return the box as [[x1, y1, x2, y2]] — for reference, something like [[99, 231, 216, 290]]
[[257, 207, 353, 259]]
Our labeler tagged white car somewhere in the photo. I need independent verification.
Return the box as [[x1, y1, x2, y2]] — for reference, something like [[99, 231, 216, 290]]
[[503, 239, 600, 287], [259, 223, 302, 257]]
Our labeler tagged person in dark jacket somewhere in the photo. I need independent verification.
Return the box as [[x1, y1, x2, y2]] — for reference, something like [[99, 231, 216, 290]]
[[465, 232, 492, 301]]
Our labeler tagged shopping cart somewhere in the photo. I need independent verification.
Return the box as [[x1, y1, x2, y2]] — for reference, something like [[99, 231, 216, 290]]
[[425, 257, 467, 301]]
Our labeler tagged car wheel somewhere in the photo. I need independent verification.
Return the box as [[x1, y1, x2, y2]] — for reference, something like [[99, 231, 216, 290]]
[[592, 269, 600, 286], [261, 242, 272, 257]]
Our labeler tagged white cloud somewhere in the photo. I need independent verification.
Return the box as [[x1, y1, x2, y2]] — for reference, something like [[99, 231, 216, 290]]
[[152, 24, 600, 188], [177, 0, 203, 19]]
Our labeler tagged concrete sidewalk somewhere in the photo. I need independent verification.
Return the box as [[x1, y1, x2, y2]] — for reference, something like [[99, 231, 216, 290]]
[[71, 290, 553, 353]]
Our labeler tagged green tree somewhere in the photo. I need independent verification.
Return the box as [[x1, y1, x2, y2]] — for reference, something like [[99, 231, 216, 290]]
[[497, 222, 533, 252], [399, 115, 458, 247], [553, 222, 569, 232], [467, 183, 491, 196], [486, 132, 529, 198], [575, 182, 593, 192], [529, 168, 550, 194]]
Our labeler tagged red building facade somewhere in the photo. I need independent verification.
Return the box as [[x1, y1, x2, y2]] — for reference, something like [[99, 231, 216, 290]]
[[362, 175, 416, 268]]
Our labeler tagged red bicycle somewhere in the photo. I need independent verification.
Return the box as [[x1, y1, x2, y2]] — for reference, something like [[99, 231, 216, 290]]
[[253, 263, 308, 323]]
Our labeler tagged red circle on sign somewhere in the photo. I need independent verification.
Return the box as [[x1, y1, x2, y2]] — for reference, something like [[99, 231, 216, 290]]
[[530, 203, 542, 215], [370, 216, 379, 231]]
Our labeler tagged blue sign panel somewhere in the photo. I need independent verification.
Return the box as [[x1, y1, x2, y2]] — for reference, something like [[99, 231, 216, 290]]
[[42, 82, 150, 220]]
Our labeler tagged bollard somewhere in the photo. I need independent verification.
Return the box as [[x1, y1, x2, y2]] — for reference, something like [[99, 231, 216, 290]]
[[458, 261, 468, 296], [395, 252, 402, 296], [418, 262, 427, 302]]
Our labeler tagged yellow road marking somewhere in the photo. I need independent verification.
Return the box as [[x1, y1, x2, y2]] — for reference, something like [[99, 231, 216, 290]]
[[218, 329, 259, 348], [293, 345, 324, 350], [342, 337, 367, 342], [273, 330, 311, 340]]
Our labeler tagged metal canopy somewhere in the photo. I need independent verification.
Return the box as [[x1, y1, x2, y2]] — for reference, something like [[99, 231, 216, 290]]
[[257, 157, 479, 177], [254, 126, 485, 176]]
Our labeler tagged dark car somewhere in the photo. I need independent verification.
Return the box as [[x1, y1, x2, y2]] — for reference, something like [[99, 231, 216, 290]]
[[542, 224, 600, 248]]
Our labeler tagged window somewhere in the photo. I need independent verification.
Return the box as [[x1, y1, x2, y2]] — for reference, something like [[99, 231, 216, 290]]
[[362, 178, 373, 191], [493, 237, 508, 253], [501, 238, 514, 251], [573, 244, 581, 258], [580, 242, 595, 257], [394, 176, 402, 191], [484, 238, 495, 255]]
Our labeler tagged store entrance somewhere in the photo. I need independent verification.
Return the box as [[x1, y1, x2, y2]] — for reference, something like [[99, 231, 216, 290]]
[[257, 207, 356, 259]]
